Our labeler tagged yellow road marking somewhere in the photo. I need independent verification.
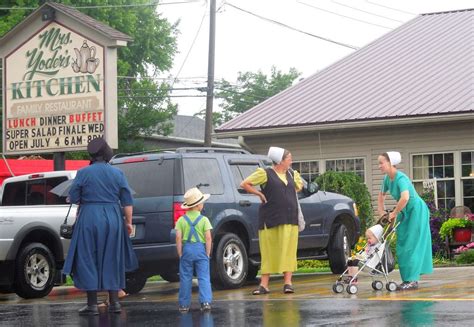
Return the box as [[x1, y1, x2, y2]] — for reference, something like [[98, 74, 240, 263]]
[[368, 297, 474, 301]]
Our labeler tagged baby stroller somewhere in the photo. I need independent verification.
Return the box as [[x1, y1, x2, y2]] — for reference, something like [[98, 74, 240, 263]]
[[332, 215, 400, 294]]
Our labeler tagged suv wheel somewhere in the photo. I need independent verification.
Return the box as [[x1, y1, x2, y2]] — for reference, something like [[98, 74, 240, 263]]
[[160, 272, 180, 283], [124, 273, 147, 294], [328, 224, 351, 274], [212, 233, 248, 289], [14, 243, 55, 299]]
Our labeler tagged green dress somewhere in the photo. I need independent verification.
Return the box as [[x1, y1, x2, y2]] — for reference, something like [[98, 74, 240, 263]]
[[382, 171, 433, 282]]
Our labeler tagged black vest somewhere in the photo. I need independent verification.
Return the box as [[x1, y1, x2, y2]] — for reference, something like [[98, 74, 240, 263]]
[[258, 168, 298, 230]]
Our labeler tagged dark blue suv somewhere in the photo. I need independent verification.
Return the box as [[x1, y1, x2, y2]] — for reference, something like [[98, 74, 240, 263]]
[[110, 148, 360, 293]]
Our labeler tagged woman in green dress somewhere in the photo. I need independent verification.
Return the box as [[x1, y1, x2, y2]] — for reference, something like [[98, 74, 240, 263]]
[[241, 146, 303, 295], [377, 151, 433, 290]]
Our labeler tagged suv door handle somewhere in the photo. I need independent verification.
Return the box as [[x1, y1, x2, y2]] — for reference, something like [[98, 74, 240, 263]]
[[239, 200, 251, 207]]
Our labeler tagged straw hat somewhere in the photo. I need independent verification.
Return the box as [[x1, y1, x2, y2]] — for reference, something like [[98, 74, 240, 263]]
[[367, 224, 384, 242], [181, 187, 210, 209], [267, 146, 285, 164], [386, 151, 401, 166]]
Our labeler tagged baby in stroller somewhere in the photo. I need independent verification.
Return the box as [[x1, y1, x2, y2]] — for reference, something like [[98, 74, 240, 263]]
[[346, 224, 384, 284], [333, 219, 399, 294]]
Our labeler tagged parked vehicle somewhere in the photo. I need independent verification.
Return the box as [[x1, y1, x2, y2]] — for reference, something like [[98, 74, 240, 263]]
[[0, 171, 77, 299], [110, 147, 361, 294]]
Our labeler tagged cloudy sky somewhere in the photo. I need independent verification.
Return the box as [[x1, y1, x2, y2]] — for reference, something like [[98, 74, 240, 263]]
[[158, 0, 474, 116]]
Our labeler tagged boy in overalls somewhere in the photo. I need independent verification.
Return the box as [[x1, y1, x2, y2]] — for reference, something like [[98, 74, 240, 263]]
[[175, 187, 213, 312]]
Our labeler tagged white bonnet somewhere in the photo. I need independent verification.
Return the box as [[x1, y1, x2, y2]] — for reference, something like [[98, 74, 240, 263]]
[[267, 146, 285, 164], [386, 151, 401, 166], [367, 224, 384, 242]]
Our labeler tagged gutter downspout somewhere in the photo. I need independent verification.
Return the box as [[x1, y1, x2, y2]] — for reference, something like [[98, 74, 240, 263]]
[[238, 136, 254, 153]]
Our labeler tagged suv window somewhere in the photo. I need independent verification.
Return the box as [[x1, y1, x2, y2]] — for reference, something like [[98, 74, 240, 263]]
[[229, 163, 260, 193], [2, 177, 68, 206], [183, 158, 224, 194], [116, 159, 174, 198]]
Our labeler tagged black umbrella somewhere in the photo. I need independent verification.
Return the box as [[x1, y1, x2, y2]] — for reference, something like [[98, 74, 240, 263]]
[[49, 179, 74, 197]]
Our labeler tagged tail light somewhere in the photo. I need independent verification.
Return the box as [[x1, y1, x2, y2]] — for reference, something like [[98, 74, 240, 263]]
[[173, 202, 188, 227]]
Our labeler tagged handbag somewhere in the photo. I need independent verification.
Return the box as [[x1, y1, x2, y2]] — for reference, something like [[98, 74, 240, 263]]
[[297, 196, 305, 232], [60, 204, 75, 239]]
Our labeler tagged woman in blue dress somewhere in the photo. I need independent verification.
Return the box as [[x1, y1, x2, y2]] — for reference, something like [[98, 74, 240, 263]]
[[377, 151, 433, 290], [63, 138, 138, 315]]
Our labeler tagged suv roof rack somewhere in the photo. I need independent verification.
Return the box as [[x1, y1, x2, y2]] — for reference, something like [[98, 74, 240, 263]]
[[175, 147, 250, 154], [112, 147, 249, 159]]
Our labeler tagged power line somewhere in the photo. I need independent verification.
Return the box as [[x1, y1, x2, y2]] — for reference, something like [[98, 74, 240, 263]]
[[297, 0, 394, 29], [365, 0, 416, 16], [0, 0, 202, 10], [331, 0, 404, 23], [225, 2, 359, 50]]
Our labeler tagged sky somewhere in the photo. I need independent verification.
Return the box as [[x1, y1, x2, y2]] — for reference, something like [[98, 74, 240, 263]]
[[157, 0, 474, 117]]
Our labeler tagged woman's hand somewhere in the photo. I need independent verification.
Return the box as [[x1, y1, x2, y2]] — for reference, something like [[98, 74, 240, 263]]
[[388, 211, 397, 222], [126, 223, 133, 235], [257, 191, 267, 203]]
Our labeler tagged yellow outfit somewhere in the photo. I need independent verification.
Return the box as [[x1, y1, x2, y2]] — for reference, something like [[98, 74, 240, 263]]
[[244, 168, 303, 274]]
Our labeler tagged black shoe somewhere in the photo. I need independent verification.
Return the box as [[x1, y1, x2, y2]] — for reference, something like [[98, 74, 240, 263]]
[[108, 302, 121, 313], [283, 284, 295, 294], [79, 305, 99, 316], [201, 302, 211, 311]]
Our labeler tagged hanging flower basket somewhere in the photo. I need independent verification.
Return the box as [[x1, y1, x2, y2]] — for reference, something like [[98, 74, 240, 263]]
[[453, 228, 472, 243]]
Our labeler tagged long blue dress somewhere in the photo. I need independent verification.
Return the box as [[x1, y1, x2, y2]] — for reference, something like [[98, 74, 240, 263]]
[[63, 162, 138, 291], [382, 171, 433, 282]]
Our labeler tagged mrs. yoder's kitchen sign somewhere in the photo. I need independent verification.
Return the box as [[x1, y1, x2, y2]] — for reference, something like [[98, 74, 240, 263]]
[[1, 2, 131, 154], [4, 23, 104, 154]]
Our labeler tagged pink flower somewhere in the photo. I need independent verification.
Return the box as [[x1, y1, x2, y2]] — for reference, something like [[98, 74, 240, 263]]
[[454, 242, 474, 253]]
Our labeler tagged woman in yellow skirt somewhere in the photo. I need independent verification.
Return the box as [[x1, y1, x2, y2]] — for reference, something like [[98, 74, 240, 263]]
[[241, 146, 303, 295]]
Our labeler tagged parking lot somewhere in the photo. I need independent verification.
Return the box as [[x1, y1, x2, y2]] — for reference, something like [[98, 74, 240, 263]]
[[0, 266, 473, 326]]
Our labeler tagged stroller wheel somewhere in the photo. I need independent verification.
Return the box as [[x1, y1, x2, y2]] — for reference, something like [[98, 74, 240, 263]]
[[346, 284, 358, 294], [333, 283, 344, 293], [386, 282, 398, 292], [372, 280, 383, 291]]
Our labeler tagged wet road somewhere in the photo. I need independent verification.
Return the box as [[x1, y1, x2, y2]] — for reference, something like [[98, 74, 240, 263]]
[[0, 267, 473, 326]]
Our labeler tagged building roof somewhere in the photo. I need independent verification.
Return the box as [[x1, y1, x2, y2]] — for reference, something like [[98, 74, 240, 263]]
[[148, 115, 239, 146], [0, 2, 132, 44], [216, 8, 474, 134]]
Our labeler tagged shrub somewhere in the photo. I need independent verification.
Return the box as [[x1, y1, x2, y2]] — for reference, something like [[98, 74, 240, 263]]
[[420, 190, 449, 257], [455, 249, 474, 264], [439, 218, 473, 241], [315, 171, 373, 232]]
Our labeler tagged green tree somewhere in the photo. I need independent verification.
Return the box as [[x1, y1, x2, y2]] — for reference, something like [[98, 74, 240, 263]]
[[0, 0, 177, 153], [198, 66, 300, 126]]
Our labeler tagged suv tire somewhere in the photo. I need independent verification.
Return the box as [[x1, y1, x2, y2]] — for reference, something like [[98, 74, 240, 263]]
[[212, 233, 248, 289], [160, 272, 180, 283], [124, 273, 147, 294], [328, 224, 351, 274], [14, 242, 55, 299]]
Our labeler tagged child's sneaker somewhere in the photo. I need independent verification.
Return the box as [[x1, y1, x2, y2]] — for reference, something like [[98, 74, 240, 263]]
[[179, 306, 190, 313], [200, 302, 211, 311]]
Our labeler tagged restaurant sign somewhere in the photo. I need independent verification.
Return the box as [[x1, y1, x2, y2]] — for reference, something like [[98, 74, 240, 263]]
[[3, 22, 105, 154]]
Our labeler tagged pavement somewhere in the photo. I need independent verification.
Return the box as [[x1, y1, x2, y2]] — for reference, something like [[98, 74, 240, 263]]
[[0, 266, 473, 326]]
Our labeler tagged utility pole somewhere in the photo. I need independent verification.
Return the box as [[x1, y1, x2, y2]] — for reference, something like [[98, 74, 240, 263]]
[[204, 0, 216, 147]]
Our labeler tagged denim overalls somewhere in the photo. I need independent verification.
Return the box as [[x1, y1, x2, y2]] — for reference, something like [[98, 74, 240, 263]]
[[178, 215, 212, 307]]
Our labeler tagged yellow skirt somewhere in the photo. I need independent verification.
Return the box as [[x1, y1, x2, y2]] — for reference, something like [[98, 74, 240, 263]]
[[259, 224, 298, 274]]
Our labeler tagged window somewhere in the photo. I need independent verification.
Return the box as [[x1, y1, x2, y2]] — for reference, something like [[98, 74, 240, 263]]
[[325, 158, 365, 181], [292, 161, 319, 183], [229, 163, 260, 193], [2, 177, 68, 206], [461, 151, 474, 212], [116, 159, 175, 198], [183, 158, 224, 194], [412, 153, 455, 210]]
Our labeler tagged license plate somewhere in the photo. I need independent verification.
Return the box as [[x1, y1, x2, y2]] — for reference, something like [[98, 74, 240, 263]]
[[130, 224, 136, 238]]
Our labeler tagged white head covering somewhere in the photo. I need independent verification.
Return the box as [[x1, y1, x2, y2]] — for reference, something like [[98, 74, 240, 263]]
[[386, 151, 401, 166], [267, 146, 285, 164], [367, 224, 384, 242]]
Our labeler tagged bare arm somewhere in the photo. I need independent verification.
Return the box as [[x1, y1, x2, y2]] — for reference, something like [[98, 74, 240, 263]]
[[205, 230, 212, 257], [176, 230, 183, 258], [123, 205, 133, 235], [240, 180, 267, 203], [377, 192, 386, 217]]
